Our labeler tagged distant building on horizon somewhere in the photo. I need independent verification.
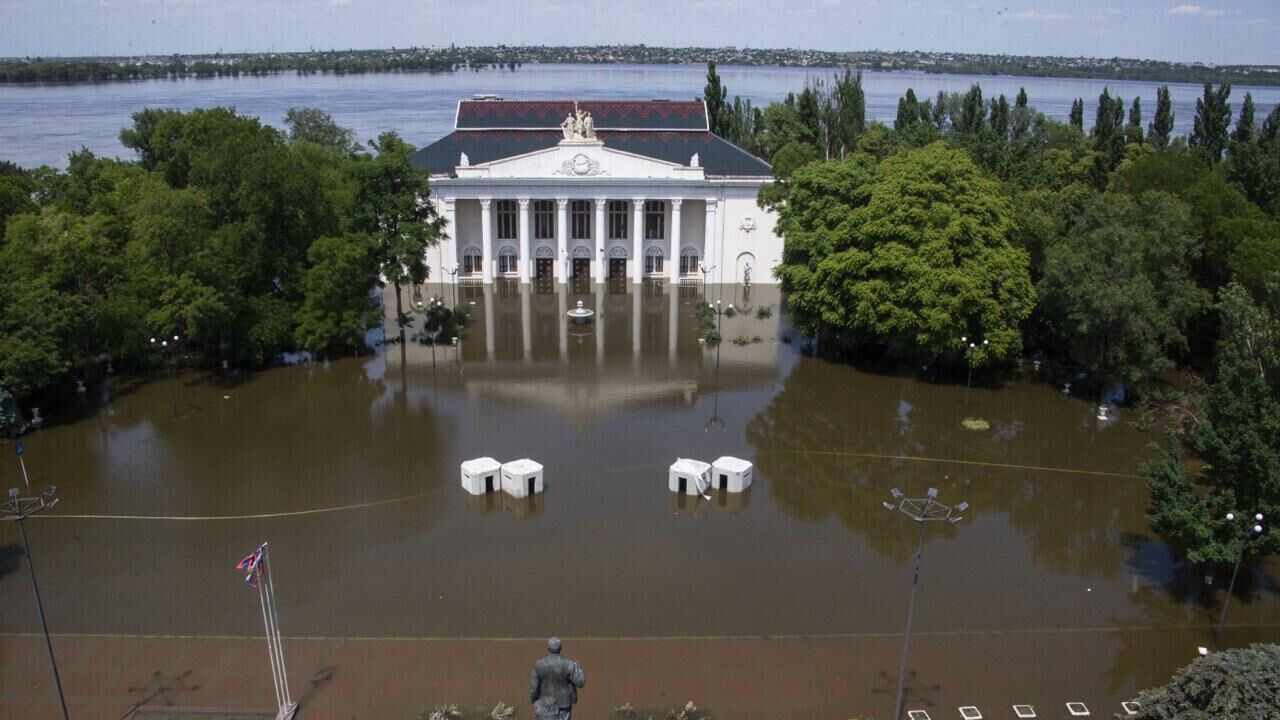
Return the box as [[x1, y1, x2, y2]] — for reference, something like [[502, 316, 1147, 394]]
[[412, 97, 779, 286]]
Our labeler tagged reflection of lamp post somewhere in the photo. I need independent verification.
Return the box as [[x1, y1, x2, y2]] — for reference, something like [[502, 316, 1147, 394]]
[[699, 263, 716, 301], [2, 485, 69, 720], [443, 265, 459, 309], [1215, 511, 1266, 641], [959, 335, 987, 416], [882, 486, 968, 720], [151, 334, 180, 417]]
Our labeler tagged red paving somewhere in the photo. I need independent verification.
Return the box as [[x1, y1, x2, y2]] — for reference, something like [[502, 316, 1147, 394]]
[[0, 631, 1187, 720]]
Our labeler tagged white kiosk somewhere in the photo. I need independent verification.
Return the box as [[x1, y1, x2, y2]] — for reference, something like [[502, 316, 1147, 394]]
[[668, 458, 712, 496], [460, 457, 502, 496], [711, 456, 753, 493], [501, 459, 544, 498]]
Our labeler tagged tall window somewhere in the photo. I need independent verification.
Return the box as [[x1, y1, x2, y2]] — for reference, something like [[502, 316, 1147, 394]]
[[680, 247, 699, 275], [463, 247, 482, 275], [571, 200, 592, 240], [645, 247, 663, 275], [607, 200, 629, 240], [495, 200, 517, 240], [644, 201, 666, 240], [498, 246, 518, 274], [533, 200, 555, 240]]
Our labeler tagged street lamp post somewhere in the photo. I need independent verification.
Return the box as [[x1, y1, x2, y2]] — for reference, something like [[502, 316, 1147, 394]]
[[414, 297, 446, 373], [959, 336, 988, 416], [1215, 511, 1266, 640], [1, 485, 69, 720], [882, 486, 969, 720], [699, 263, 716, 302], [443, 265, 459, 309], [151, 334, 180, 417]]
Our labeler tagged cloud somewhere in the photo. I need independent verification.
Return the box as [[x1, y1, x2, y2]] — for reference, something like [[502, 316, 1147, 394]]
[[1007, 10, 1072, 20], [1167, 4, 1225, 16]]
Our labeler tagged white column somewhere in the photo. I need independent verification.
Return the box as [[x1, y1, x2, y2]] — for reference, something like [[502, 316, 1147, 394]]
[[557, 290, 568, 361], [479, 198, 494, 284], [668, 284, 678, 366], [595, 282, 605, 364], [669, 199, 682, 284], [704, 198, 718, 286], [521, 283, 531, 360], [483, 284, 495, 361], [631, 285, 641, 360], [440, 198, 457, 287], [517, 197, 531, 284], [594, 197, 606, 282], [555, 198, 568, 284], [631, 198, 644, 284]]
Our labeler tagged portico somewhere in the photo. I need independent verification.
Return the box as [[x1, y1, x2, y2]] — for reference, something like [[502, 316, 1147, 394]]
[[413, 99, 778, 286]]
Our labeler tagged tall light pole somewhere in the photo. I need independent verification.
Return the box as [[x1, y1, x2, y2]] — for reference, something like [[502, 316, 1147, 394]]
[[882, 486, 969, 720], [150, 334, 180, 417], [1215, 511, 1265, 641], [959, 336, 987, 416], [2, 485, 69, 720]]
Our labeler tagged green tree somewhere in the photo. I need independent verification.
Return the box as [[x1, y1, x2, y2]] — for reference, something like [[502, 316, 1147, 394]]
[[1126, 643, 1280, 720], [284, 106, 355, 153], [1190, 82, 1232, 162], [1015, 87, 1028, 109], [294, 233, 381, 354], [349, 131, 442, 345], [1232, 92, 1255, 144], [830, 68, 865, 157], [957, 84, 985, 134], [895, 89, 920, 131], [1127, 96, 1144, 145], [0, 386, 23, 437], [774, 142, 1033, 364], [1145, 281, 1280, 563], [703, 61, 727, 136], [1150, 86, 1175, 150], [1069, 98, 1084, 131], [989, 94, 1010, 139], [1035, 191, 1208, 390], [1092, 88, 1126, 170]]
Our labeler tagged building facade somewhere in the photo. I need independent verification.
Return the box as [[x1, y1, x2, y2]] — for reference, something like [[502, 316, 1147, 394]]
[[412, 98, 779, 286]]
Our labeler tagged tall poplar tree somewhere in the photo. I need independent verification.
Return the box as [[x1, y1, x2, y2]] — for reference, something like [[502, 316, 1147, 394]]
[[1069, 98, 1084, 131], [1092, 89, 1126, 169], [895, 89, 920, 130], [1015, 87, 1028, 109], [703, 61, 727, 136], [958, 84, 985, 134], [832, 68, 866, 157], [1127, 97, 1144, 144], [1233, 92, 1256, 144], [1191, 82, 1232, 162], [1149, 86, 1174, 150], [989, 94, 1011, 139]]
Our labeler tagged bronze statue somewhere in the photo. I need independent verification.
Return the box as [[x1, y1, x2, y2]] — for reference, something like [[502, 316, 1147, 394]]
[[529, 637, 586, 720]]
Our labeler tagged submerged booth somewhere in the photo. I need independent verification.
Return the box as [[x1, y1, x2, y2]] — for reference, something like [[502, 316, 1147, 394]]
[[668, 458, 711, 495], [502, 459, 545, 498], [460, 457, 502, 496], [711, 456, 753, 493]]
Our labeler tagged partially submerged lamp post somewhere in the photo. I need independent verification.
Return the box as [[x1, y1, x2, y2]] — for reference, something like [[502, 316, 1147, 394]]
[[1215, 511, 1266, 641], [150, 334, 180, 417], [2, 485, 69, 720], [959, 336, 987, 416], [882, 486, 969, 720]]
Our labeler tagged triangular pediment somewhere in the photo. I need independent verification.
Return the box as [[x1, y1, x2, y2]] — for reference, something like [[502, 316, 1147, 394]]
[[455, 141, 705, 181]]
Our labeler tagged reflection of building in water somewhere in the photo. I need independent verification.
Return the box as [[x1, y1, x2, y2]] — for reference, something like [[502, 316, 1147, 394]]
[[388, 283, 784, 426], [413, 99, 778, 287], [465, 491, 545, 519], [668, 488, 752, 515]]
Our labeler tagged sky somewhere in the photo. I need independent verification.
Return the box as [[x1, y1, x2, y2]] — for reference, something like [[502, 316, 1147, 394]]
[[1, 0, 1276, 65]]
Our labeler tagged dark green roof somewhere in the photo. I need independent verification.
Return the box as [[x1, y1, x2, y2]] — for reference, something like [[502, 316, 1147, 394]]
[[412, 130, 771, 178]]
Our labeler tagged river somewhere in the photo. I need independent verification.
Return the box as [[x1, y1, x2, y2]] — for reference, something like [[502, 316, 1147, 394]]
[[4, 63, 1280, 169], [1, 281, 1276, 719]]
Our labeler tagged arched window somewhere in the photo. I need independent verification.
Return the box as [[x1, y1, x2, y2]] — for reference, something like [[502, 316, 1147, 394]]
[[498, 245, 518, 275], [463, 246, 482, 275], [645, 246, 664, 275], [680, 246, 700, 276]]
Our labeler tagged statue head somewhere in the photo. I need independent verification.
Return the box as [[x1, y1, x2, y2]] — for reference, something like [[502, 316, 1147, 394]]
[[548, 637, 562, 654]]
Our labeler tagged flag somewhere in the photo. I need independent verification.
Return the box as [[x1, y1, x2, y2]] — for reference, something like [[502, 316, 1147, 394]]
[[235, 543, 267, 587]]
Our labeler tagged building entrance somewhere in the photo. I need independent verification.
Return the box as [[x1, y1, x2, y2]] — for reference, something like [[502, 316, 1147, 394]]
[[572, 258, 590, 279], [608, 258, 627, 279], [535, 258, 553, 279]]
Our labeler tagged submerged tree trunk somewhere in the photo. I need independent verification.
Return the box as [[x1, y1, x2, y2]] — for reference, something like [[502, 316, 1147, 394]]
[[394, 281, 405, 345]]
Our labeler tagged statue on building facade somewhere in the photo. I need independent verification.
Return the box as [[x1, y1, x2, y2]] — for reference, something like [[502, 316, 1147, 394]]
[[529, 637, 586, 720], [560, 102, 597, 141]]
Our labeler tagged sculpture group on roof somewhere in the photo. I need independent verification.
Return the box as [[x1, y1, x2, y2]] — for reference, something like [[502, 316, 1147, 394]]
[[560, 101, 597, 141]]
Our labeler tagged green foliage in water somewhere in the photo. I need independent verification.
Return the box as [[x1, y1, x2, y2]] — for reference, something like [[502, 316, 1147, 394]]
[[754, 306, 773, 320], [1125, 643, 1280, 719], [0, 386, 25, 438]]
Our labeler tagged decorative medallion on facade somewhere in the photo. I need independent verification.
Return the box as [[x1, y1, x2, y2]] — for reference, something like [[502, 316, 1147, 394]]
[[556, 153, 606, 177], [739, 216, 758, 233]]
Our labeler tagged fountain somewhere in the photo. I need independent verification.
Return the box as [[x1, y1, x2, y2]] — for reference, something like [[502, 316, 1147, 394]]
[[566, 300, 595, 324]]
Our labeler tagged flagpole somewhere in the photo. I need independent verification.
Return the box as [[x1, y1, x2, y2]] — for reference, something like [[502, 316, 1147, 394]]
[[263, 547, 292, 708], [256, 562, 283, 710]]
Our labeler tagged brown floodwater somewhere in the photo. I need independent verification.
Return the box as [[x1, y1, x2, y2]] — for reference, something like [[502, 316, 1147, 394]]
[[1, 281, 1276, 712]]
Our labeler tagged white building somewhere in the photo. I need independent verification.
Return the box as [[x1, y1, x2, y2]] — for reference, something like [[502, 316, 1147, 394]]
[[413, 98, 779, 286]]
